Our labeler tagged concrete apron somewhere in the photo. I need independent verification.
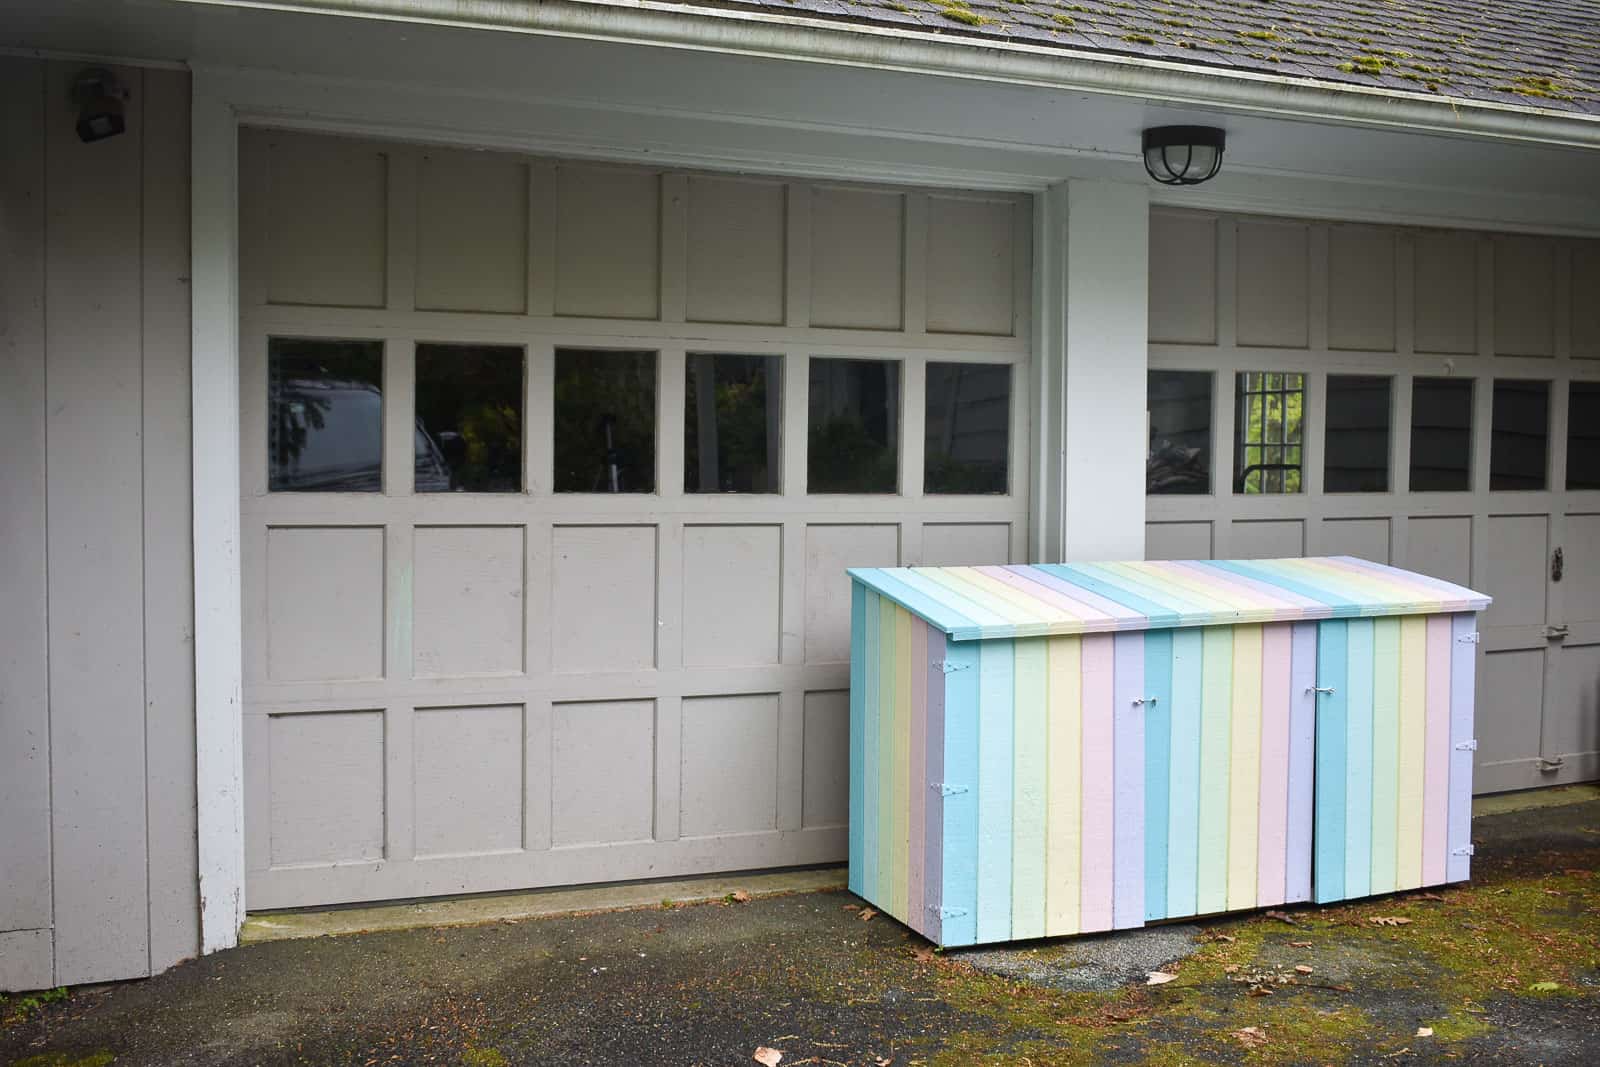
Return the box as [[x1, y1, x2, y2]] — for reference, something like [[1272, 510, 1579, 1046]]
[[243, 784, 1599, 945], [240, 866, 847, 944]]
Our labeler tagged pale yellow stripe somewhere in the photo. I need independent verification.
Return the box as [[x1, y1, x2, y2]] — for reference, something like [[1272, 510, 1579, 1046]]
[[1101, 559, 1253, 616], [1396, 616, 1428, 890], [1045, 635, 1082, 936], [1227, 624, 1264, 912], [944, 567, 1080, 628], [893, 604, 912, 921], [917, 568, 1042, 628]]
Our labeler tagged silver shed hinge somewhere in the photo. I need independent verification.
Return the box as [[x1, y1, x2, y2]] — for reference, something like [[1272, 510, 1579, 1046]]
[[1452, 845, 1475, 857], [931, 782, 969, 797], [1457, 631, 1481, 644], [1455, 739, 1478, 752], [927, 904, 969, 919], [935, 660, 971, 674]]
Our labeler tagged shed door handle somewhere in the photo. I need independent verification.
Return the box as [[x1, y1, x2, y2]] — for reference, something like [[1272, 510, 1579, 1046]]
[[1309, 686, 1336, 696]]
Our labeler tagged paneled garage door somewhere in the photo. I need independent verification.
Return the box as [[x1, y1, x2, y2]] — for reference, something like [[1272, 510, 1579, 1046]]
[[237, 130, 1032, 908], [1145, 209, 1600, 795]]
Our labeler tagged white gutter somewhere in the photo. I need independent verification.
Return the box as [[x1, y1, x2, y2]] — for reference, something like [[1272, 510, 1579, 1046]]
[[177, 0, 1600, 150]]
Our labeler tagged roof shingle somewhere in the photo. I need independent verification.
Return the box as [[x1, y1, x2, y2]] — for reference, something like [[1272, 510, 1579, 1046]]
[[651, 0, 1600, 116]]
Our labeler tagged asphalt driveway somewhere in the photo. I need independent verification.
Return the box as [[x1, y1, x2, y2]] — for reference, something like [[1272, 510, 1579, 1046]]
[[3, 796, 1597, 1066]]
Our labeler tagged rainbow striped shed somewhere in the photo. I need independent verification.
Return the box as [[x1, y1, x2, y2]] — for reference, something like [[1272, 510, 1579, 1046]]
[[847, 557, 1491, 947]]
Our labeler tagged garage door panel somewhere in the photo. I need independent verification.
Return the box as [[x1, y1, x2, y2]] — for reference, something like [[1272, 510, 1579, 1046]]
[[686, 176, 786, 326], [1548, 644, 1600, 760], [415, 150, 528, 314], [802, 690, 850, 829], [1413, 230, 1479, 355], [1482, 516, 1548, 630], [1493, 236, 1555, 358], [681, 693, 781, 837], [682, 524, 782, 667], [551, 699, 655, 847], [921, 522, 1010, 566], [1575, 244, 1600, 360], [1478, 650, 1545, 771], [1327, 226, 1397, 353], [413, 526, 525, 677], [268, 710, 385, 867], [1236, 219, 1309, 349], [805, 524, 900, 664], [1320, 517, 1390, 564], [265, 526, 385, 682], [1406, 516, 1472, 588], [1148, 211, 1217, 345], [257, 131, 387, 309], [1146, 521, 1213, 561], [926, 195, 1015, 336], [553, 164, 660, 320], [551, 525, 658, 673], [414, 705, 524, 858], [1230, 519, 1304, 560], [810, 186, 904, 330], [1564, 514, 1600, 626]]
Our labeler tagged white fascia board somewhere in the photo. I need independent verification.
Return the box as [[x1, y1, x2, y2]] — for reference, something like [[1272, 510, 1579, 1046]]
[[173, 0, 1600, 151]]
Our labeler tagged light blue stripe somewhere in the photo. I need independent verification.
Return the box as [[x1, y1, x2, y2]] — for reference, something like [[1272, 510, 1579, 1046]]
[[862, 590, 880, 902], [848, 580, 866, 896], [1165, 628, 1203, 919], [849, 566, 986, 638], [884, 568, 1016, 639], [1314, 620, 1349, 903], [975, 639, 1015, 943], [1210, 559, 1370, 615], [940, 639, 981, 946], [1344, 618, 1375, 900], [1143, 629, 1174, 921], [1070, 562, 1225, 621], [1037, 564, 1184, 627]]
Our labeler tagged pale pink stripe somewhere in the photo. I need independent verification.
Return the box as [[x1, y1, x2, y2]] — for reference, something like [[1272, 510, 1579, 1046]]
[[909, 618, 927, 927], [979, 566, 1113, 627], [1422, 615, 1452, 885], [1176, 560, 1332, 617], [1079, 633, 1116, 932], [1256, 623, 1293, 906], [1149, 559, 1309, 616], [1006, 566, 1147, 626]]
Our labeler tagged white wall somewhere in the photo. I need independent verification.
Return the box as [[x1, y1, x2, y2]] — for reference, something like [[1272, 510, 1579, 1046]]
[[0, 57, 199, 990]]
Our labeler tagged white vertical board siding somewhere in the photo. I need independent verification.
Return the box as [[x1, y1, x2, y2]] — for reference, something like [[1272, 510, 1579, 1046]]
[[237, 131, 1031, 907], [0, 57, 54, 993], [1147, 207, 1600, 795], [0, 59, 200, 990]]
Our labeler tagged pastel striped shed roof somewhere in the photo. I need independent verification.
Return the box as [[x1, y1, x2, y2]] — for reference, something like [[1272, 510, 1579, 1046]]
[[848, 558, 1491, 641]]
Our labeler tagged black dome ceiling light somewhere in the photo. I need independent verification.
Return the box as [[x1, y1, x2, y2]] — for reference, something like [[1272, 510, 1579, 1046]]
[[1142, 125, 1226, 186]]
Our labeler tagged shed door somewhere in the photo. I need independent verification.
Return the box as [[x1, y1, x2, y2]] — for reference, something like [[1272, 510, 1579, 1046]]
[[1147, 211, 1600, 795], [235, 129, 1032, 908]]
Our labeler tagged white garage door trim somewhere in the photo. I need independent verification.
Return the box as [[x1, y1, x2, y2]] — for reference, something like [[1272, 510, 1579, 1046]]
[[1146, 208, 1600, 795], [237, 130, 1032, 908]]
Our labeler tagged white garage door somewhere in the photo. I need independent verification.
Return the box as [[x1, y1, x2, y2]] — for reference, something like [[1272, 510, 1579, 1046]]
[[1145, 209, 1600, 795], [237, 130, 1031, 909]]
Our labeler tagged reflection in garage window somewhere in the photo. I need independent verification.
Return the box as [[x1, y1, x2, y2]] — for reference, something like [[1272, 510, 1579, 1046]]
[[807, 357, 899, 494], [1234, 371, 1304, 494], [1490, 379, 1550, 491], [1410, 377, 1473, 492], [925, 362, 1010, 495], [268, 338, 383, 492], [414, 344, 525, 493], [1147, 370, 1213, 495], [1569, 382, 1600, 491], [684, 354, 780, 493], [1324, 375, 1392, 493], [553, 349, 657, 493]]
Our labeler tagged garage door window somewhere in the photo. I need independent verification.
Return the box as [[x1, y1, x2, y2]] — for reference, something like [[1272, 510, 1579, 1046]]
[[808, 357, 899, 494], [1147, 371, 1213, 495], [1490, 379, 1550, 491], [684, 353, 780, 493], [268, 338, 384, 492], [553, 348, 657, 494], [1568, 382, 1600, 491], [1409, 377, 1473, 492], [925, 362, 1010, 495], [1324, 375, 1392, 493], [414, 343, 524, 493], [1234, 372, 1304, 494]]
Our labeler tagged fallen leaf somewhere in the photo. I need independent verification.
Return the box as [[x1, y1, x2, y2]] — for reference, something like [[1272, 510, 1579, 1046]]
[[1418, 892, 1445, 901], [753, 1047, 783, 1066], [731, 890, 752, 904], [1247, 985, 1273, 997], [1289, 941, 1313, 948], [858, 908, 877, 922], [1265, 910, 1299, 925], [1145, 971, 1177, 985], [1369, 916, 1413, 927], [1295, 965, 1314, 974], [1529, 981, 1561, 992], [1210, 933, 1236, 943], [842, 903, 859, 911], [1223, 964, 1240, 974], [1416, 1027, 1434, 1038], [1232, 1026, 1268, 1049], [875, 1058, 893, 1067], [911, 946, 938, 964]]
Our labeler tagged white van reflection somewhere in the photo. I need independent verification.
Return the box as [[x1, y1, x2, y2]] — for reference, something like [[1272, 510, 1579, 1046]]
[[271, 377, 450, 491]]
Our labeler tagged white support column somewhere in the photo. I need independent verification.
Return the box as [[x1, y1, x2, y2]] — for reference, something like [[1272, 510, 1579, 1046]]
[[1036, 179, 1150, 562], [191, 74, 245, 954]]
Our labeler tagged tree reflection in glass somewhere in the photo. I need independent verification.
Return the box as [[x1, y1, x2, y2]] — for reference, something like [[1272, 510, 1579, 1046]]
[[268, 338, 384, 492]]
